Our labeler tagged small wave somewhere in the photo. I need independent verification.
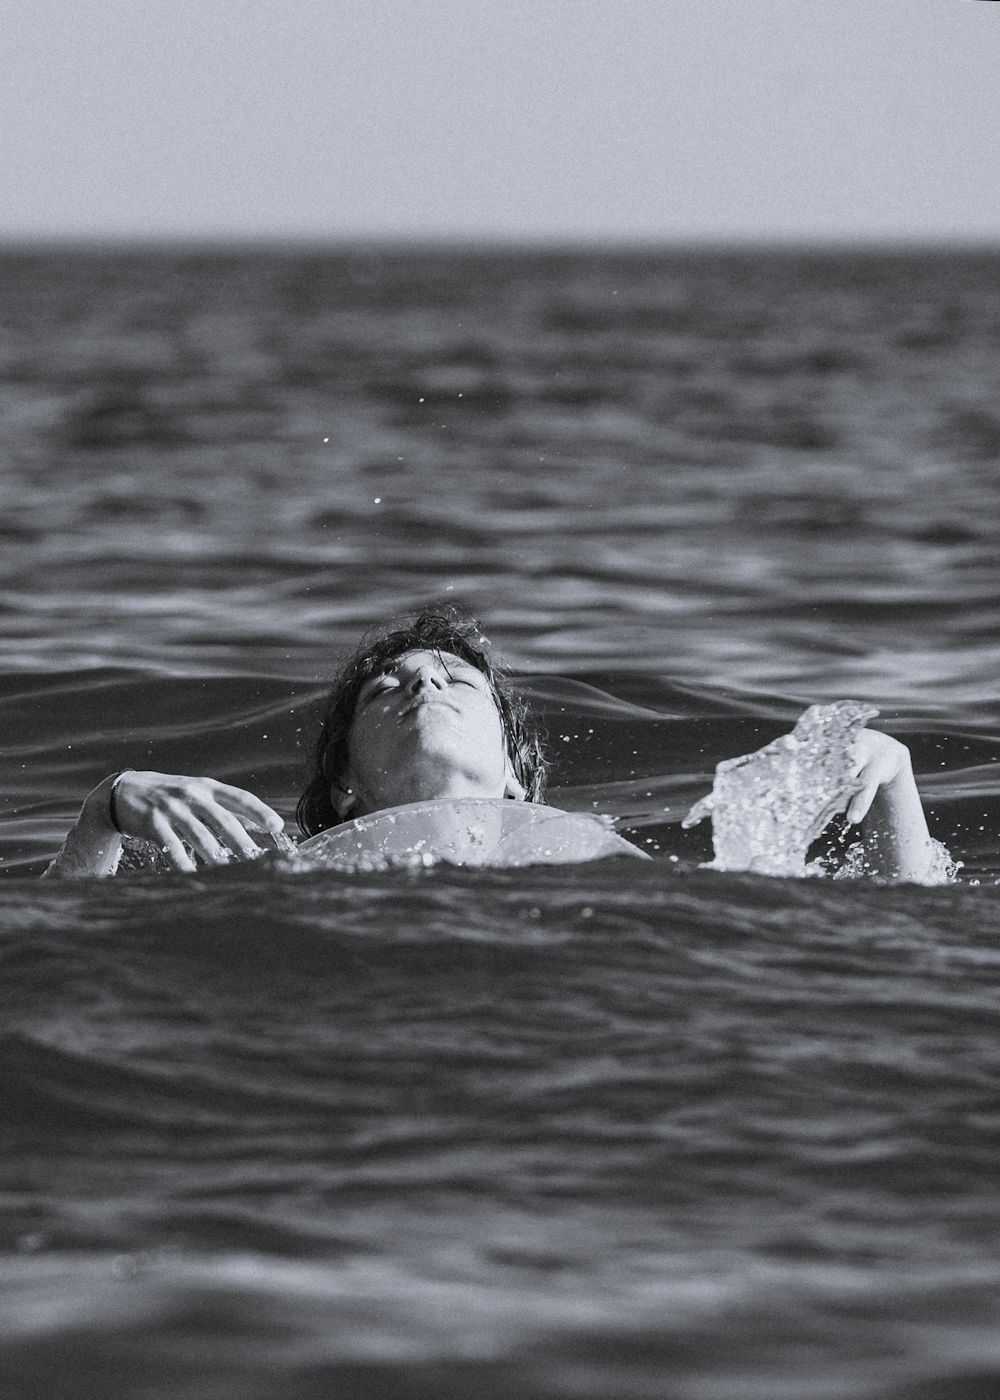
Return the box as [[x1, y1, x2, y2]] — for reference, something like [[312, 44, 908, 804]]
[[2, 1245, 1000, 1398]]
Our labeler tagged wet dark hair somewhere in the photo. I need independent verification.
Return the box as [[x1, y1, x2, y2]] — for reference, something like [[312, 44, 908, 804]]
[[296, 609, 548, 837]]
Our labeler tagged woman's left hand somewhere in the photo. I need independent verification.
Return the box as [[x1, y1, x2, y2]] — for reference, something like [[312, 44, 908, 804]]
[[846, 730, 914, 825]]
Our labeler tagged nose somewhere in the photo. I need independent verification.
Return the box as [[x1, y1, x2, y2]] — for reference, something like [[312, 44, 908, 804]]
[[403, 662, 447, 695]]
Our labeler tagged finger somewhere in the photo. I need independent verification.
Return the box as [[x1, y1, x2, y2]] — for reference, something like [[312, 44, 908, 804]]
[[162, 800, 238, 866], [188, 800, 265, 861], [150, 810, 198, 873], [849, 742, 875, 781], [847, 782, 878, 825], [209, 785, 286, 836]]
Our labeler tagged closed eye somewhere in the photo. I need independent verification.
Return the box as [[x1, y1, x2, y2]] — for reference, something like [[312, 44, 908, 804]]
[[444, 668, 489, 692], [359, 660, 486, 703], [360, 675, 399, 704]]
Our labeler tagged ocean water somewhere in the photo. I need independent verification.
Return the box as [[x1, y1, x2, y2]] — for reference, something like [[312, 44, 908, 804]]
[[1, 244, 1000, 1398]]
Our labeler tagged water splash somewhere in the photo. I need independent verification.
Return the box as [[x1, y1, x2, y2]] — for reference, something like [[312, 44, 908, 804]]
[[682, 700, 879, 877]]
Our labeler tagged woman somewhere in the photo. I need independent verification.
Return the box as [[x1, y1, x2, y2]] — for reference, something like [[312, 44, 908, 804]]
[[44, 612, 544, 877], [43, 610, 938, 881]]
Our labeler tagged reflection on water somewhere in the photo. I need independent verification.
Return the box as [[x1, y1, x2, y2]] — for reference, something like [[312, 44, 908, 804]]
[[1, 245, 1000, 715], [3, 857, 1000, 1399]]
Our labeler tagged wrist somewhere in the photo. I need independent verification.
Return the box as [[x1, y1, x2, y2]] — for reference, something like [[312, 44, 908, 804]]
[[107, 770, 134, 834], [43, 773, 126, 878], [878, 760, 920, 810], [81, 771, 127, 836]]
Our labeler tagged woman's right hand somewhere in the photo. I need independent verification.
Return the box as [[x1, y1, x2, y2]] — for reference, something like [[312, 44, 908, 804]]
[[106, 771, 286, 873]]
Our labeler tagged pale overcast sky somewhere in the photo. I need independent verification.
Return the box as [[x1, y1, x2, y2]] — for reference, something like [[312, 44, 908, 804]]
[[3, 0, 998, 242]]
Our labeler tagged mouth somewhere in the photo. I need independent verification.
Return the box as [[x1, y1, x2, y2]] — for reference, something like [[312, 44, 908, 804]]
[[398, 696, 458, 720]]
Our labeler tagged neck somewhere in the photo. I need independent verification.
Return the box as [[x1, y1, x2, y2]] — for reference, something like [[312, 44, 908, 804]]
[[350, 765, 507, 818]]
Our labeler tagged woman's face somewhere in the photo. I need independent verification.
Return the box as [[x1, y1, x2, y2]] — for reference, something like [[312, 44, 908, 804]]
[[336, 649, 524, 817]]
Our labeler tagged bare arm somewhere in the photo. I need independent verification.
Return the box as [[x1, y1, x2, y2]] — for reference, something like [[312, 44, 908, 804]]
[[846, 732, 938, 882], [43, 770, 286, 878]]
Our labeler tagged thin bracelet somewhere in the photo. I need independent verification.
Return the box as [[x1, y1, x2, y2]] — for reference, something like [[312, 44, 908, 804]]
[[108, 770, 134, 834]]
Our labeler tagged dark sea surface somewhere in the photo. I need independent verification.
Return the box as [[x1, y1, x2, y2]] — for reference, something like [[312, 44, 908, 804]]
[[1, 244, 1000, 1398]]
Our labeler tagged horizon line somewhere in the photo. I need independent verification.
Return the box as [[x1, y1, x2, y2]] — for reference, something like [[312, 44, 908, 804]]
[[2, 231, 999, 254]]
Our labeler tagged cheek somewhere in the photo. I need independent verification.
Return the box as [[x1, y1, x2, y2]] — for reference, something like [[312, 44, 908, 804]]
[[344, 710, 393, 781], [471, 700, 508, 760]]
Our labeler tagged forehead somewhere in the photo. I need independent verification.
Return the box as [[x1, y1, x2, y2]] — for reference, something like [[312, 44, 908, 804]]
[[369, 648, 479, 675]]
